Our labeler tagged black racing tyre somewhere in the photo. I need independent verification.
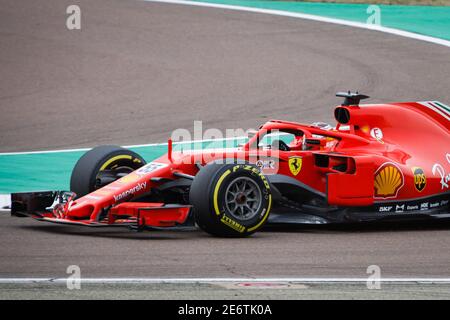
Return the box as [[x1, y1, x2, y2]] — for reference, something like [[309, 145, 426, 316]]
[[70, 145, 146, 198], [189, 163, 272, 237]]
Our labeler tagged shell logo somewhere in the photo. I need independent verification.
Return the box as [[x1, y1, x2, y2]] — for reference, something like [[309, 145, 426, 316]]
[[374, 163, 404, 198]]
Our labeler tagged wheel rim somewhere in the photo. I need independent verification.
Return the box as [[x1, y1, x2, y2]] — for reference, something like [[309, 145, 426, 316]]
[[224, 176, 262, 221]]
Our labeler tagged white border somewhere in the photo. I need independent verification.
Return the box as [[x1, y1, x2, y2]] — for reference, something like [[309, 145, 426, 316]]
[[143, 0, 450, 48], [0, 277, 449, 284]]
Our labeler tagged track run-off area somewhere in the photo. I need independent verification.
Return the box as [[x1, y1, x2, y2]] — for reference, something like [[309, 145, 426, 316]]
[[0, 0, 449, 298]]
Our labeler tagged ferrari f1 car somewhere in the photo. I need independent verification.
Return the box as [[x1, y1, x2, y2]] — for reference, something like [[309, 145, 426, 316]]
[[11, 92, 450, 237]]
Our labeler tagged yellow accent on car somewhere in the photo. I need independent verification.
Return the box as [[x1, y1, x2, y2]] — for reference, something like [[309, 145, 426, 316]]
[[213, 169, 231, 216], [220, 215, 245, 233], [374, 164, 403, 197], [247, 194, 272, 232], [100, 155, 132, 171], [288, 156, 303, 176]]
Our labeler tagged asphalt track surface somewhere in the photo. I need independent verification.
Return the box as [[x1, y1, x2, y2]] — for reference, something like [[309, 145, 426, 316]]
[[1, 0, 450, 298], [2, 0, 450, 152]]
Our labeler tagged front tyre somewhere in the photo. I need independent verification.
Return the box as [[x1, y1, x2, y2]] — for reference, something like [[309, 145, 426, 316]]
[[189, 163, 272, 237], [70, 145, 146, 198]]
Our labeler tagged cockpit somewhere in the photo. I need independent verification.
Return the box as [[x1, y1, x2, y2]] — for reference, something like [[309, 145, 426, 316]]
[[252, 123, 339, 152]]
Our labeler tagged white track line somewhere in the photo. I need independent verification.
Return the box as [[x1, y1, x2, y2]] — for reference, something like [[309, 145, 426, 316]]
[[0, 136, 247, 156], [0, 194, 10, 210], [123, 136, 246, 149], [0, 277, 449, 284], [144, 0, 450, 49]]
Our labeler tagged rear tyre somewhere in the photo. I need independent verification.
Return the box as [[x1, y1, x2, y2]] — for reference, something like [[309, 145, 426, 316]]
[[70, 145, 146, 198], [189, 163, 272, 237]]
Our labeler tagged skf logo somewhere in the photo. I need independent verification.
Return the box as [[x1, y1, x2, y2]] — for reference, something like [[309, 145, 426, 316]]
[[374, 163, 404, 199], [411, 167, 426, 192], [288, 156, 302, 176]]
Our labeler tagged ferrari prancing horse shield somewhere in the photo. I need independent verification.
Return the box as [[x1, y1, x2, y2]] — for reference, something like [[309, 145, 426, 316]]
[[288, 156, 303, 176]]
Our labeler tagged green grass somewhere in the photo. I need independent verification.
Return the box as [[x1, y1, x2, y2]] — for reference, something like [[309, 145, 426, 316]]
[[0, 138, 248, 194]]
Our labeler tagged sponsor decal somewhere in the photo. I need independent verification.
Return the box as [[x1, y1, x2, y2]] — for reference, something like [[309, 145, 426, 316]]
[[378, 206, 393, 213], [380, 198, 447, 214], [113, 182, 147, 202], [256, 159, 276, 170], [374, 163, 404, 199], [220, 215, 245, 233], [288, 156, 303, 176], [117, 172, 141, 184], [370, 127, 384, 143], [430, 202, 440, 208], [411, 167, 426, 192], [135, 162, 168, 176], [420, 202, 429, 211], [432, 153, 450, 190]]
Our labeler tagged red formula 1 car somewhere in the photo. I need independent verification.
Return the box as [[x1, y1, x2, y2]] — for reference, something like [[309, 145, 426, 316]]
[[12, 92, 450, 237]]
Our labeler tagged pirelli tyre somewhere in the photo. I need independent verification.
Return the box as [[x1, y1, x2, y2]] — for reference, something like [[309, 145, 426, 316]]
[[190, 163, 272, 237], [70, 145, 146, 198]]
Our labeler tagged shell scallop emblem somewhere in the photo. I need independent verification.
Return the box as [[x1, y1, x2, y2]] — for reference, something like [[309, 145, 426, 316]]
[[374, 163, 404, 198]]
